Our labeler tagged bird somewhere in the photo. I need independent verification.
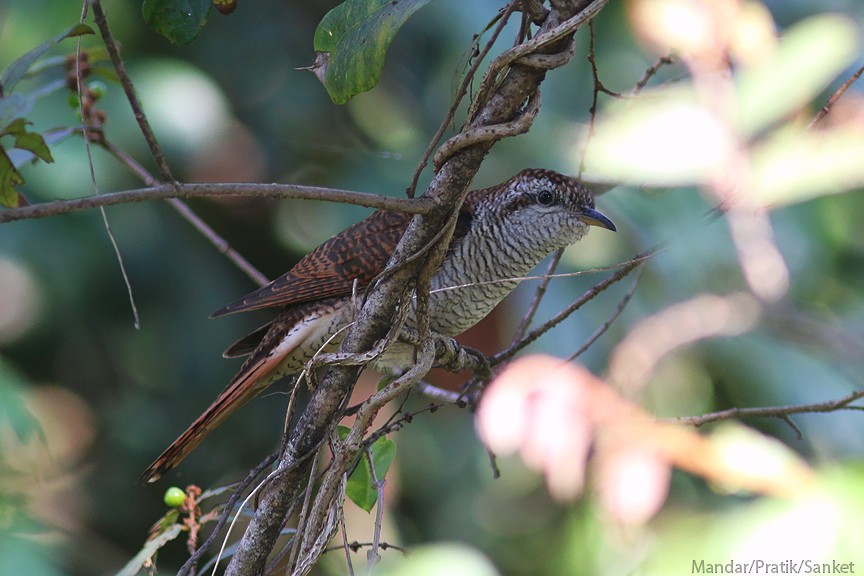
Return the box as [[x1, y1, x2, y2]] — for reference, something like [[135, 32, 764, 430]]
[[141, 168, 616, 482]]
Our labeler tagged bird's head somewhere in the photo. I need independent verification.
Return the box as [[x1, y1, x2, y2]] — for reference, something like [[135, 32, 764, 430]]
[[466, 168, 616, 253]]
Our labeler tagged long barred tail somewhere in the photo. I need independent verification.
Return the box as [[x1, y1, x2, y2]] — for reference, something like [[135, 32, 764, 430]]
[[139, 356, 278, 483]]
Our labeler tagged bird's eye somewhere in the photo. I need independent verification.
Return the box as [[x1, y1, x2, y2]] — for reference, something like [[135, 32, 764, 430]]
[[536, 189, 555, 206]]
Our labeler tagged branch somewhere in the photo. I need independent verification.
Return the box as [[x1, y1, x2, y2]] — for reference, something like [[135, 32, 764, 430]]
[[672, 389, 864, 427], [809, 62, 864, 127], [491, 248, 659, 366], [91, 0, 175, 182], [0, 182, 434, 224]]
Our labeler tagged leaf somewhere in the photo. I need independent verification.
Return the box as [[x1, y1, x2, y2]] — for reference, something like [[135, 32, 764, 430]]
[[7, 126, 74, 168], [114, 523, 183, 576], [346, 436, 397, 512], [0, 361, 43, 444], [578, 86, 733, 186], [312, 0, 433, 104], [736, 14, 859, 136], [0, 148, 24, 208], [749, 123, 864, 207], [0, 23, 93, 95], [142, 0, 212, 45], [2, 119, 53, 163], [0, 94, 31, 128], [0, 119, 60, 207]]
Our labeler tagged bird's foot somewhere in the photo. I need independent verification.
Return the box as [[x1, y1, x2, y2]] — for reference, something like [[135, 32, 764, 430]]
[[432, 334, 491, 381]]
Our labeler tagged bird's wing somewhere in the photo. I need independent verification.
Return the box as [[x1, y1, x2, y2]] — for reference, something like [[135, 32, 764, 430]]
[[211, 210, 413, 317]]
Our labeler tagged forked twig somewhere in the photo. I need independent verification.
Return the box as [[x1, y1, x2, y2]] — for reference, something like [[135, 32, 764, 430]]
[[491, 248, 659, 366], [672, 388, 864, 427]]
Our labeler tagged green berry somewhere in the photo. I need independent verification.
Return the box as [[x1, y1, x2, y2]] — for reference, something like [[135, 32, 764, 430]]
[[163, 487, 186, 508], [87, 81, 107, 100], [68, 92, 80, 108]]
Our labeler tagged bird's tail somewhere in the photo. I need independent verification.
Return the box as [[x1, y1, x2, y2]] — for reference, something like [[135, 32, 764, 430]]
[[139, 356, 279, 483]]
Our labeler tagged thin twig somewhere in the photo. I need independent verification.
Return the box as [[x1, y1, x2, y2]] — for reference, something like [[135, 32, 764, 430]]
[[75, 4, 141, 330], [90, 0, 174, 182], [632, 54, 675, 95], [177, 452, 279, 576], [511, 248, 564, 343], [100, 139, 269, 286], [579, 20, 620, 177], [433, 88, 542, 169], [566, 266, 642, 361], [491, 247, 659, 366], [809, 62, 864, 127], [364, 454, 385, 575], [671, 388, 864, 427], [0, 182, 433, 224], [406, 2, 519, 197]]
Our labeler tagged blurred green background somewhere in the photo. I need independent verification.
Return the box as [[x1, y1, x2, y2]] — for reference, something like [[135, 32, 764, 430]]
[[2, 0, 864, 574]]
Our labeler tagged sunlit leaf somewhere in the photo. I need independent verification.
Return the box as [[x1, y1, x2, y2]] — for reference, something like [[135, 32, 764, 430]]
[[578, 87, 732, 186], [311, 0, 433, 104], [142, 0, 212, 45], [0, 23, 93, 95], [736, 14, 859, 136], [749, 124, 864, 207]]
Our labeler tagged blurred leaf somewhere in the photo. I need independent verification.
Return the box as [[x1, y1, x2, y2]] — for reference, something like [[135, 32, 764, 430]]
[[0, 361, 43, 445], [376, 543, 501, 576], [0, 94, 31, 128], [749, 123, 864, 207], [142, 0, 212, 45], [311, 0, 432, 104], [346, 435, 396, 512], [736, 14, 859, 136], [0, 23, 93, 95], [115, 523, 183, 576], [0, 148, 24, 208], [0, 533, 64, 576], [213, 0, 238, 16], [642, 464, 864, 575], [579, 86, 731, 186]]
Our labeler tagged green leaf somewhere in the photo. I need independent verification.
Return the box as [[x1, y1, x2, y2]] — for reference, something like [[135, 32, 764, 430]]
[[0, 360, 43, 444], [114, 523, 183, 576], [142, 0, 212, 45], [346, 435, 396, 512], [0, 148, 24, 208], [749, 123, 864, 207], [2, 119, 53, 164], [312, 0, 433, 104], [7, 126, 74, 168], [0, 119, 59, 206], [736, 14, 859, 136], [0, 23, 93, 95]]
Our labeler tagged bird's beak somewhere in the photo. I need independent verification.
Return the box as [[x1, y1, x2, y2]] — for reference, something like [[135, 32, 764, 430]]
[[578, 208, 616, 232]]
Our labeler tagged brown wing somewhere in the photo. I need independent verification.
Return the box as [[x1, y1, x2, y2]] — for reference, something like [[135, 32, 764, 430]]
[[211, 210, 412, 318]]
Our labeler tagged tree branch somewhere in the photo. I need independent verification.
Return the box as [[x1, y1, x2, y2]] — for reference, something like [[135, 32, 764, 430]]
[[672, 388, 864, 427], [0, 182, 434, 224]]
